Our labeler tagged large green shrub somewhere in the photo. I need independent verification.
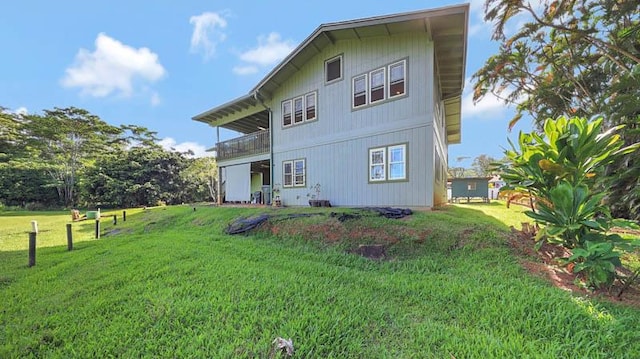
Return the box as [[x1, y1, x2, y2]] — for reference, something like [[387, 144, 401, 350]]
[[499, 116, 639, 288]]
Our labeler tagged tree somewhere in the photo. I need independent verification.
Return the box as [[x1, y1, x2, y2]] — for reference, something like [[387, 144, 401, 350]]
[[473, 0, 640, 219], [182, 156, 218, 202], [22, 107, 122, 206], [471, 154, 498, 177]]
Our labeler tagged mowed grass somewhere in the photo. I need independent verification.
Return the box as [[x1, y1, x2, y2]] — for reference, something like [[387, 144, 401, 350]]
[[1, 205, 639, 358]]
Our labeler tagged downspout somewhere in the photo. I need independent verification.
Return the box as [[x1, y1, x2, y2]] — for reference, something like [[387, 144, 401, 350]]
[[216, 126, 222, 205], [253, 90, 273, 204]]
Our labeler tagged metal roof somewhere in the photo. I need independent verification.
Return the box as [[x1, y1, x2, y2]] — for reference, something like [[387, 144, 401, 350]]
[[193, 4, 469, 141]]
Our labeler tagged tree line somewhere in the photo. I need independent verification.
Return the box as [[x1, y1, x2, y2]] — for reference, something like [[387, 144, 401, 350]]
[[0, 106, 217, 209]]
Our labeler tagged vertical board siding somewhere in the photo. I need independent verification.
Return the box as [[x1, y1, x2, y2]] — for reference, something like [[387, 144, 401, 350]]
[[272, 31, 437, 207]]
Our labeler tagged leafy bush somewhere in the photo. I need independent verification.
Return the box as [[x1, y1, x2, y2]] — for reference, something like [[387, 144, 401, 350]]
[[568, 240, 621, 288]]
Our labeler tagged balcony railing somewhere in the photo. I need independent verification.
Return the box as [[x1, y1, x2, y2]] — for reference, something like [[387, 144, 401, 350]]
[[216, 129, 270, 161]]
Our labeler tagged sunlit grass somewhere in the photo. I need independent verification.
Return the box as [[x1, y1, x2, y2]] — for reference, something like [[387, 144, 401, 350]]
[[1, 205, 639, 357]]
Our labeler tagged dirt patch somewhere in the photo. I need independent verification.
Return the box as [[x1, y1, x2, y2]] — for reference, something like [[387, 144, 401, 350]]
[[508, 228, 640, 308]]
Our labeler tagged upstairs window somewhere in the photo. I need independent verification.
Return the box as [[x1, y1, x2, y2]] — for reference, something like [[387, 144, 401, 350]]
[[352, 59, 407, 110], [282, 100, 292, 127], [325, 55, 342, 83], [389, 60, 406, 98], [305, 92, 316, 121], [353, 75, 367, 108], [293, 97, 304, 124], [370, 68, 386, 103], [282, 91, 317, 127]]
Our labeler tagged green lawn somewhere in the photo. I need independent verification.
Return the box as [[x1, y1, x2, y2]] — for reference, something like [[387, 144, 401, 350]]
[[1, 204, 639, 358]]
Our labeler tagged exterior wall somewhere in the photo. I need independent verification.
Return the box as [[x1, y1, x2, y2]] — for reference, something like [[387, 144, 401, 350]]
[[450, 178, 490, 199], [269, 32, 436, 207], [432, 69, 448, 207]]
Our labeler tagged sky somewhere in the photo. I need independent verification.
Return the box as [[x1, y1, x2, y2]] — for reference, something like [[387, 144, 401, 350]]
[[0, 0, 536, 169]]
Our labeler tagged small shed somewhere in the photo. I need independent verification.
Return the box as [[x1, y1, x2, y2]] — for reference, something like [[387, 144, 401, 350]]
[[449, 177, 491, 203]]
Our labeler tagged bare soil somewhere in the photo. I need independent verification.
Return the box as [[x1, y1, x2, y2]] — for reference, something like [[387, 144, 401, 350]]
[[507, 227, 640, 308]]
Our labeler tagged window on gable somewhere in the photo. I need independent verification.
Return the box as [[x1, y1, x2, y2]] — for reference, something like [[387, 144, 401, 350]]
[[325, 55, 342, 83], [283, 159, 306, 187], [370, 68, 386, 103], [369, 147, 386, 181], [389, 60, 406, 98], [353, 74, 367, 108], [282, 100, 292, 127], [293, 97, 304, 124], [305, 92, 316, 121], [283, 161, 293, 187], [388, 144, 406, 180]]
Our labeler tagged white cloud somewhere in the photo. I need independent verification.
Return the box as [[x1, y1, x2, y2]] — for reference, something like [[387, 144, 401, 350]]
[[61, 33, 166, 98], [159, 137, 214, 158], [234, 32, 295, 75], [461, 78, 513, 120], [232, 65, 258, 75], [190, 11, 228, 60]]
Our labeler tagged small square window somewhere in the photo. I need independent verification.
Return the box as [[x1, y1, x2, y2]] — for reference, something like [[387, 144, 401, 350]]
[[325, 55, 342, 83], [468, 182, 477, 191]]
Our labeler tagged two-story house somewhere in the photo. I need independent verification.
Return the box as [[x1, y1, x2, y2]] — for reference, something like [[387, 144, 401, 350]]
[[193, 4, 469, 208]]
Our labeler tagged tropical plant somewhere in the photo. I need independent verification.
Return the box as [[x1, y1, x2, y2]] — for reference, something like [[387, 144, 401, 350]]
[[568, 240, 622, 288]]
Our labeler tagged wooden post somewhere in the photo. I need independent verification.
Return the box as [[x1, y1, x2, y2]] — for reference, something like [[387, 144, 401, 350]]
[[95, 218, 100, 239], [31, 220, 38, 234], [66, 223, 73, 251], [122, 210, 126, 222], [113, 215, 117, 225], [28, 232, 36, 267]]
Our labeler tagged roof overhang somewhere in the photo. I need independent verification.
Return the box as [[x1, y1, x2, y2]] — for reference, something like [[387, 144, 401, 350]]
[[192, 93, 269, 134], [193, 4, 468, 141]]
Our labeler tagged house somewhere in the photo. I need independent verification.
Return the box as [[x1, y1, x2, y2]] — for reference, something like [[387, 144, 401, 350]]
[[449, 177, 491, 203], [193, 4, 469, 208]]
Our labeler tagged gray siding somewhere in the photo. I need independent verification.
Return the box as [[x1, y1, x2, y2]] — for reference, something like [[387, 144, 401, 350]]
[[268, 32, 439, 207]]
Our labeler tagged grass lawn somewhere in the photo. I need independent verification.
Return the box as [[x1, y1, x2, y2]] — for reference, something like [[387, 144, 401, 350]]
[[1, 204, 639, 358]]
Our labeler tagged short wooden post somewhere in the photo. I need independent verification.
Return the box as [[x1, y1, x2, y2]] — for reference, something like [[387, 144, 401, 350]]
[[122, 211, 126, 222], [66, 223, 73, 251], [95, 218, 100, 239], [193, 207, 196, 212], [28, 232, 36, 267], [113, 215, 117, 225], [31, 220, 38, 234]]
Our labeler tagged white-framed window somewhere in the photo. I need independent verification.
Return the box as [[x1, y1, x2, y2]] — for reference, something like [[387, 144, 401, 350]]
[[283, 159, 306, 187], [352, 58, 407, 110], [282, 100, 292, 127], [369, 144, 407, 182], [283, 161, 293, 187], [325, 55, 342, 83], [305, 92, 316, 121], [369, 147, 386, 181], [467, 182, 477, 191], [388, 144, 406, 180], [370, 68, 386, 103], [389, 60, 406, 98], [353, 74, 367, 108], [282, 91, 317, 127], [293, 96, 304, 124]]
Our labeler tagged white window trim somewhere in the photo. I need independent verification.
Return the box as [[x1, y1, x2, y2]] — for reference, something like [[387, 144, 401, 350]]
[[293, 96, 304, 124], [293, 159, 306, 187], [282, 99, 292, 127], [388, 144, 407, 181], [325, 55, 343, 84], [352, 74, 368, 109], [283, 159, 306, 188], [305, 92, 317, 122], [369, 67, 386, 104], [369, 147, 386, 182], [388, 59, 406, 99], [283, 161, 293, 187]]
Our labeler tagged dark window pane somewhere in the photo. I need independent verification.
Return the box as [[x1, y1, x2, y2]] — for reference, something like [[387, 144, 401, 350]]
[[326, 57, 341, 82]]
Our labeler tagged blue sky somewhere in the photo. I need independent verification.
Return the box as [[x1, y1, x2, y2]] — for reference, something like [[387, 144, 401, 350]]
[[0, 0, 535, 168]]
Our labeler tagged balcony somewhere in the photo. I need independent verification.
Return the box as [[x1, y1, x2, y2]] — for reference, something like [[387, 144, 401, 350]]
[[216, 129, 270, 161]]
